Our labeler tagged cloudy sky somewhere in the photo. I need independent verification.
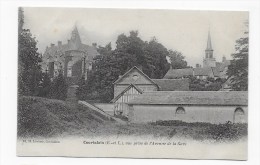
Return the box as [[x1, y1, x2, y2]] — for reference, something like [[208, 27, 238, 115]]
[[23, 7, 248, 67]]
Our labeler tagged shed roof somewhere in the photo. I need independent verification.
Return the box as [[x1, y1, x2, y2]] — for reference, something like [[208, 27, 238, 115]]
[[152, 79, 189, 91], [128, 91, 248, 106]]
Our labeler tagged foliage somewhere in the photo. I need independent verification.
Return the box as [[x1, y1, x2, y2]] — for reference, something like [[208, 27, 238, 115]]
[[188, 76, 225, 91], [168, 50, 188, 69], [38, 72, 52, 97], [227, 21, 248, 91], [18, 7, 42, 96], [49, 72, 68, 100], [150, 120, 247, 142]]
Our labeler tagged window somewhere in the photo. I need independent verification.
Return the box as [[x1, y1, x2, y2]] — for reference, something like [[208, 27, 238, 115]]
[[132, 75, 139, 80], [176, 107, 185, 114], [234, 107, 244, 115], [234, 107, 245, 123]]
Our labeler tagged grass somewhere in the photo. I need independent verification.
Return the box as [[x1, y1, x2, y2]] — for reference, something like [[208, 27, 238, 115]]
[[18, 96, 247, 142]]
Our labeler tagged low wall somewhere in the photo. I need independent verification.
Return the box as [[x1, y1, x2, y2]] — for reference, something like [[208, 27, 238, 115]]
[[93, 103, 114, 116], [128, 104, 248, 124]]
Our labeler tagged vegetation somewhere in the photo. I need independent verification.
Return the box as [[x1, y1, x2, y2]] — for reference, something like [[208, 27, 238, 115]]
[[18, 7, 68, 100], [18, 8, 42, 96], [18, 96, 112, 138], [227, 21, 248, 91], [189, 76, 226, 91]]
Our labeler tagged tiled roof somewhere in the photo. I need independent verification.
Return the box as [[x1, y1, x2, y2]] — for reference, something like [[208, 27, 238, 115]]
[[152, 79, 189, 91], [194, 67, 212, 76], [163, 68, 193, 79], [128, 91, 248, 106]]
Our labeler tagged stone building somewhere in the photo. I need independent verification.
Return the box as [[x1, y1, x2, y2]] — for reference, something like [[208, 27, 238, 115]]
[[41, 26, 99, 85]]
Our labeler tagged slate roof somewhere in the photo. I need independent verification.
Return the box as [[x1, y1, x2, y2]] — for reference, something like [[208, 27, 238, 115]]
[[42, 26, 99, 62], [163, 68, 193, 79], [152, 79, 189, 91], [128, 91, 248, 106], [43, 43, 99, 62]]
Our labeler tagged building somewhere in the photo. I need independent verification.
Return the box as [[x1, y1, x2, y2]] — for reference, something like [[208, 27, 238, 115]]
[[127, 91, 248, 124], [111, 66, 190, 115], [164, 31, 230, 80], [41, 26, 99, 85]]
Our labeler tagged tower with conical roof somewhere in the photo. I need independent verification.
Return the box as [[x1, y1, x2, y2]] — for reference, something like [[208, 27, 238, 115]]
[[203, 31, 216, 67]]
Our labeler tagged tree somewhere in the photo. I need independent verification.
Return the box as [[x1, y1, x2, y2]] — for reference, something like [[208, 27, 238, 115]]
[[168, 50, 188, 69], [49, 72, 68, 100], [143, 37, 170, 78], [227, 21, 248, 91], [18, 7, 42, 96], [38, 72, 52, 97]]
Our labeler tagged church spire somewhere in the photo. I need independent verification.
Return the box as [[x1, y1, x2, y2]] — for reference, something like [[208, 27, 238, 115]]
[[205, 30, 214, 59], [206, 31, 213, 51]]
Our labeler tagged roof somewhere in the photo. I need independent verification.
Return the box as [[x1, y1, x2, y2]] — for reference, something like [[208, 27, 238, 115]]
[[113, 66, 158, 87], [110, 84, 143, 103], [194, 67, 212, 76], [152, 79, 189, 91], [206, 31, 213, 51], [163, 68, 193, 79], [43, 26, 99, 62], [128, 91, 248, 106]]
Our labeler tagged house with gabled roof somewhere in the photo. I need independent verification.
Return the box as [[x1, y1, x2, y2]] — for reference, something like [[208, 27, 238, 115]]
[[111, 66, 190, 116]]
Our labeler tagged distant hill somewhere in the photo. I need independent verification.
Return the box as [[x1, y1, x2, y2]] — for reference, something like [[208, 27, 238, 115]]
[[18, 96, 113, 138]]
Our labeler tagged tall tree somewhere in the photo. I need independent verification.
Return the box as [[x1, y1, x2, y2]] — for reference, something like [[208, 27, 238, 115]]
[[143, 37, 170, 78], [168, 50, 188, 69], [18, 7, 42, 96], [227, 21, 248, 91]]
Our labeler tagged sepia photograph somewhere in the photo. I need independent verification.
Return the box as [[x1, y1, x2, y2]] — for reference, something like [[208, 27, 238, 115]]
[[17, 7, 248, 159]]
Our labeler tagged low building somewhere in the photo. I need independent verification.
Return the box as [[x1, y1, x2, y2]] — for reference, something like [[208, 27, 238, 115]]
[[127, 91, 248, 124]]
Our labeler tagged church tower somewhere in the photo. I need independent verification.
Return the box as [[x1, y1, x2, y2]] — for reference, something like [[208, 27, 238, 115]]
[[203, 31, 216, 67]]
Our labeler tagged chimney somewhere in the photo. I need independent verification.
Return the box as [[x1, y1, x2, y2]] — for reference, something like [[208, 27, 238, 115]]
[[58, 41, 62, 46], [50, 43, 55, 47]]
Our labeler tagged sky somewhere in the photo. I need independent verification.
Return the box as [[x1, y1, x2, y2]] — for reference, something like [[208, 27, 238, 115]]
[[23, 7, 248, 67]]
